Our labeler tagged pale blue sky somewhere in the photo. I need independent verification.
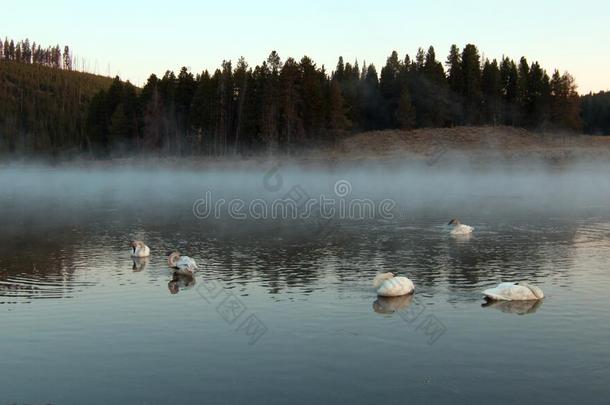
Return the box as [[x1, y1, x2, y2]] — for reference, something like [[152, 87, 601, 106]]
[[5, 0, 609, 92]]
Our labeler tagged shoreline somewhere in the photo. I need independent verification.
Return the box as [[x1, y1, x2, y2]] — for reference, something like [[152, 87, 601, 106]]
[[2, 126, 610, 169]]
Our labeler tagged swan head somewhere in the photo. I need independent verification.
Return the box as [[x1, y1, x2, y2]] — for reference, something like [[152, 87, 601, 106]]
[[130, 240, 144, 253], [167, 251, 181, 267], [373, 272, 395, 289], [448, 218, 461, 226]]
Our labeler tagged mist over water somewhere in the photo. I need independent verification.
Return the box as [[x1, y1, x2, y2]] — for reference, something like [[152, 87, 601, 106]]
[[2, 159, 610, 224], [1, 160, 610, 404]]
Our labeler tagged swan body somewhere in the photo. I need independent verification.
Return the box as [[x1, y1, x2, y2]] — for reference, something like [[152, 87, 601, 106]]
[[373, 272, 415, 297], [167, 251, 198, 275], [130, 240, 150, 258], [483, 282, 544, 301], [448, 219, 473, 235]]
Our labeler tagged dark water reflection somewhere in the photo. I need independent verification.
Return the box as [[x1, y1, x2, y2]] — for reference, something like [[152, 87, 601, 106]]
[[1, 164, 610, 404]]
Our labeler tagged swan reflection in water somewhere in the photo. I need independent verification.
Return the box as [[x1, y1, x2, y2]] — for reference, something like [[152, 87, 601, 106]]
[[482, 298, 543, 315], [132, 257, 150, 272], [373, 294, 414, 314], [450, 232, 473, 242], [168, 273, 196, 295]]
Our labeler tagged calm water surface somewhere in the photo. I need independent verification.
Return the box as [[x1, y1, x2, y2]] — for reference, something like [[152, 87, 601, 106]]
[[1, 163, 610, 404]]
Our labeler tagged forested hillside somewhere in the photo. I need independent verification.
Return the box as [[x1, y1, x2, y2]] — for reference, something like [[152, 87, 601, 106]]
[[0, 60, 112, 153]]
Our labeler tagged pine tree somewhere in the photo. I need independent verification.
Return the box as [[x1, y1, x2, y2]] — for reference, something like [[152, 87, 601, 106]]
[[445, 45, 464, 125], [15, 41, 22, 62], [423, 46, 445, 83], [232, 57, 250, 153], [300, 56, 325, 140], [108, 104, 129, 145], [446, 44, 462, 94], [525, 61, 551, 127], [328, 78, 351, 134], [216, 61, 234, 154], [189, 71, 218, 153], [278, 57, 304, 150], [8, 40, 15, 60], [3, 39, 10, 59], [460, 44, 482, 124], [379, 51, 401, 127], [122, 81, 140, 146], [500, 57, 519, 124], [260, 51, 282, 152], [481, 59, 502, 125], [334, 56, 345, 82], [22, 39, 31, 63], [140, 74, 164, 150], [580, 91, 610, 134], [516, 57, 530, 125], [63, 46, 72, 70], [361, 64, 383, 130], [176, 67, 196, 131], [50, 45, 61, 68], [85, 90, 108, 151], [415, 48, 425, 71], [550, 70, 581, 131], [340, 60, 362, 130], [396, 80, 416, 129]]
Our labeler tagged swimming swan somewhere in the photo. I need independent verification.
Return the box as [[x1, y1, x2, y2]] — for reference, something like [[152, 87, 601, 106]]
[[448, 218, 473, 235], [373, 272, 415, 297], [483, 282, 544, 301], [167, 251, 198, 275], [130, 240, 150, 258]]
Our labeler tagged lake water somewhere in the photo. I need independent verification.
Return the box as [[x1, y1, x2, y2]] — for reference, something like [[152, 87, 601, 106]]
[[1, 162, 610, 404]]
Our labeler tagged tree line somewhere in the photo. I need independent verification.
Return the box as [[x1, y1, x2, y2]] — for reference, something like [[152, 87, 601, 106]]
[[581, 91, 610, 135], [85, 43, 583, 155], [0, 37, 72, 70], [1, 40, 602, 156]]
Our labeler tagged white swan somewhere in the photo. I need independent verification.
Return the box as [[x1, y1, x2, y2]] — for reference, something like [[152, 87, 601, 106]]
[[483, 282, 544, 301], [130, 240, 150, 257], [373, 272, 415, 297], [167, 251, 198, 275], [448, 218, 473, 235]]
